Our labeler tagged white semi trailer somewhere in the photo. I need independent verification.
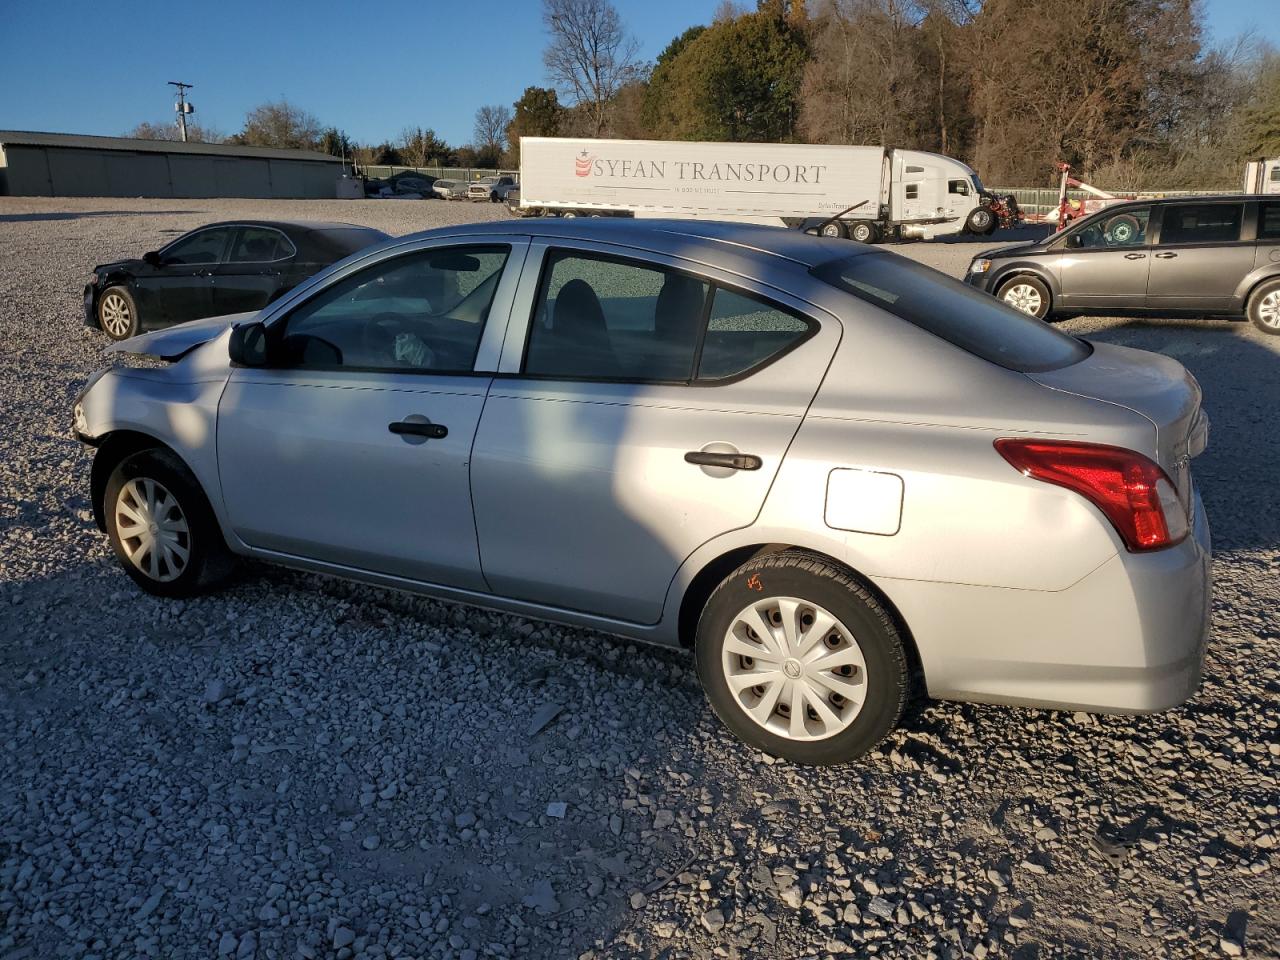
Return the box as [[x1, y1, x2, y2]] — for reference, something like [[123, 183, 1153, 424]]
[[512, 137, 1016, 242], [1244, 158, 1280, 195]]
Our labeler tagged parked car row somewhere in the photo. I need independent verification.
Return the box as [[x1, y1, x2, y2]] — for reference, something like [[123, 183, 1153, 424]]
[[75, 217, 1212, 764]]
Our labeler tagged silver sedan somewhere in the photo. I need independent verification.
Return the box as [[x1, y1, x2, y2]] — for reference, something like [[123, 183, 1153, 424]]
[[72, 219, 1212, 765]]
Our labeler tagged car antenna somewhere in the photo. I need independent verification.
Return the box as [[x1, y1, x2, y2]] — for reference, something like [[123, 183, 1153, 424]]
[[813, 200, 868, 236]]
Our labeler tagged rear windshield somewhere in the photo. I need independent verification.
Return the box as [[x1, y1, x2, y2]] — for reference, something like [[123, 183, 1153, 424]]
[[811, 253, 1090, 373], [320, 227, 388, 258]]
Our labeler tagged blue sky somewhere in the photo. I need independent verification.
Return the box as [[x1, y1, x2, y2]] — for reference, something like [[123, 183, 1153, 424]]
[[0, 0, 1275, 149]]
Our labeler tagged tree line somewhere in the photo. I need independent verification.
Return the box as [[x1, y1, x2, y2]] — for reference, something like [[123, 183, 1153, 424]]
[[127, 0, 1280, 188]]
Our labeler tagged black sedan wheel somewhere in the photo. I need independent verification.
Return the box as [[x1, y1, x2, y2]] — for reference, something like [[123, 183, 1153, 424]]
[[98, 287, 139, 341]]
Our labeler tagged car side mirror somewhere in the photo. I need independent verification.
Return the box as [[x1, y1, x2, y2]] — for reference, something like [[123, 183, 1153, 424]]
[[228, 321, 269, 367], [143, 251, 162, 267]]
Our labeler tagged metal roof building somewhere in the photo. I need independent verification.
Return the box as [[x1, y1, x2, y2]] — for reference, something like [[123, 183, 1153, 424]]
[[0, 131, 345, 199]]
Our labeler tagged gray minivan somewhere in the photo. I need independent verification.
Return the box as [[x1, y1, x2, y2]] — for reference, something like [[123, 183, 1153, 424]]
[[965, 195, 1280, 334]]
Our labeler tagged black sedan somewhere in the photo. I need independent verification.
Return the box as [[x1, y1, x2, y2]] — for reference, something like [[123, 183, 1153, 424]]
[[86, 220, 390, 340]]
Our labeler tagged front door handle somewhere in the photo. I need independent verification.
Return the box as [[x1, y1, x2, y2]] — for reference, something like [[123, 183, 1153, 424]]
[[389, 419, 448, 439], [1124, 252, 1146, 260], [1154, 252, 1178, 259], [684, 451, 762, 471]]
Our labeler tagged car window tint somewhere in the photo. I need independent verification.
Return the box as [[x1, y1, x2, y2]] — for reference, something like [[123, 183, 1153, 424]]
[[698, 289, 812, 380], [1071, 207, 1150, 248], [524, 253, 709, 381], [812, 253, 1090, 373], [162, 228, 230, 265], [1160, 203, 1243, 244], [229, 227, 291, 263], [1260, 202, 1280, 240], [276, 246, 509, 372]]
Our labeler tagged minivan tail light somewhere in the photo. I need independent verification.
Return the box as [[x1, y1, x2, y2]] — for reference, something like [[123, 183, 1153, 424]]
[[994, 439, 1187, 552]]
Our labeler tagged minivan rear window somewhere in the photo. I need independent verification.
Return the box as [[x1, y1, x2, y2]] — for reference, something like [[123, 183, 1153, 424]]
[[811, 253, 1091, 373]]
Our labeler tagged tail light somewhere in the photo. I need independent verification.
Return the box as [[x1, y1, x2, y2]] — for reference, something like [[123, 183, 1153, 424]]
[[995, 439, 1188, 552]]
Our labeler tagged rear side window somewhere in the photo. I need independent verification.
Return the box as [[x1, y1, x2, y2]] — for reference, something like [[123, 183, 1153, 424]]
[[523, 251, 814, 382], [1259, 202, 1280, 240], [1160, 203, 1243, 244], [812, 253, 1090, 373], [229, 227, 293, 263]]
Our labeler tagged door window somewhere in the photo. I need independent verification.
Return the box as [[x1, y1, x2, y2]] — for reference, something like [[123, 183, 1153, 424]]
[[948, 179, 970, 196], [161, 228, 231, 265], [1260, 202, 1280, 240], [1069, 207, 1150, 249], [1159, 203, 1243, 244], [523, 251, 814, 382], [228, 227, 295, 263], [274, 246, 509, 372], [905, 184, 919, 200]]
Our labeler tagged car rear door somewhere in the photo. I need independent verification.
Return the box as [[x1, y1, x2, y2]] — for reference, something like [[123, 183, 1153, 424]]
[[211, 226, 295, 316], [1055, 206, 1152, 309], [1146, 201, 1251, 311], [468, 242, 840, 624]]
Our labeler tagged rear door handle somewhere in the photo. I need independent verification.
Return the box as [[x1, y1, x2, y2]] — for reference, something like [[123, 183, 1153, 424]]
[[684, 451, 762, 471], [1124, 253, 1146, 260], [1154, 252, 1178, 259], [389, 420, 448, 439]]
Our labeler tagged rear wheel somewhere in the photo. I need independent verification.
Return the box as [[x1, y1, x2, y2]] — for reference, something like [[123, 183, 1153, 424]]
[[1247, 278, 1280, 335], [820, 221, 847, 239], [98, 286, 139, 341], [849, 221, 881, 244], [997, 275, 1051, 319], [695, 552, 909, 765], [104, 449, 232, 598]]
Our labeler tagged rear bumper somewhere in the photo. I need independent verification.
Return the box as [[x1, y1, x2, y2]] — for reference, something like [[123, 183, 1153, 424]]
[[879, 487, 1212, 713]]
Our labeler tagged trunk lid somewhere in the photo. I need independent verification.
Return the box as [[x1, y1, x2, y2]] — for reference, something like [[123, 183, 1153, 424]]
[[1028, 341, 1209, 510]]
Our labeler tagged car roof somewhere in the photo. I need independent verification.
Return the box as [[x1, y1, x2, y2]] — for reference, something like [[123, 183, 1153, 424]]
[[403, 218, 860, 270], [193, 219, 383, 235]]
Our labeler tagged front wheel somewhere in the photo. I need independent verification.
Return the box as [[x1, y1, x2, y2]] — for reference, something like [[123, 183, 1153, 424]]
[[1247, 278, 1280, 335], [98, 286, 139, 341], [997, 275, 1051, 319], [966, 207, 996, 234], [695, 552, 910, 765]]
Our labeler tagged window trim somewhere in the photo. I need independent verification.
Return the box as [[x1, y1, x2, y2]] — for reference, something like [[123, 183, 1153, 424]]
[[263, 243, 514, 377], [226, 226, 298, 264], [516, 247, 819, 387]]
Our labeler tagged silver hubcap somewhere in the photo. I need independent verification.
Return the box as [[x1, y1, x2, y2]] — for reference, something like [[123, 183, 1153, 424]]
[[115, 478, 190, 582], [721, 596, 868, 742], [100, 293, 132, 337], [1258, 291, 1280, 329], [1004, 283, 1043, 316]]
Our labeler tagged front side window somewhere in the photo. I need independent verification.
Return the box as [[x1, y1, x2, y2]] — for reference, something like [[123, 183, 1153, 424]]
[[812, 252, 1090, 373], [1260, 202, 1280, 240], [523, 252, 815, 382], [1159, 203, 1243, 245], [905, 184, 919, 200], [274, 246, 509, 372], [229, 227, 293, 263], [162, 228, 231, 265], [948, 179, 970, 196], [1068, 206, 1150, 249]]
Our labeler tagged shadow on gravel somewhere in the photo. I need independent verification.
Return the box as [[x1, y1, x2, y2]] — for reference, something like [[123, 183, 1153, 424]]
[[0, 210, 200, 223], [923, 224, 1053, 246]]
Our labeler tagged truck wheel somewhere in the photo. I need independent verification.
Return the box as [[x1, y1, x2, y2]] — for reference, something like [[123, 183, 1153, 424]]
[[966, 207, 996, 234], [1247, 278, 1280, 335], [849, 222, 880, 244], [820, 221, 847, 239], [560, 210, 578, 219], [997, 275, 1051, 319]]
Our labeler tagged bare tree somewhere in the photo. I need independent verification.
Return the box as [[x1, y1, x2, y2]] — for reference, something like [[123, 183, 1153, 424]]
[[233, 100, 323, 150], [126, 120, 224, 143], [542, 0, 641, 136], [473, 105, 514, 155]]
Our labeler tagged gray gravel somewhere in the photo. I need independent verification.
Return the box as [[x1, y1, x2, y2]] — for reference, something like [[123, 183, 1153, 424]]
[[1, 198, 1278, 959]]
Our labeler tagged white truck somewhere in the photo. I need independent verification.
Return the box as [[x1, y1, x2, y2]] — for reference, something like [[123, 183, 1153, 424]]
[[1244, 158, 1280, 195], [511, 136, 1017, 242]]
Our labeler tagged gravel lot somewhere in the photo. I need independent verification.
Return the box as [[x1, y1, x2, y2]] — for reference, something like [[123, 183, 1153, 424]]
[[1, 197, 1277, 960]]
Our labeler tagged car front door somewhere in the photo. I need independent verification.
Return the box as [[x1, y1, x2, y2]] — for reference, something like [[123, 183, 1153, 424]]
[[1055, 205, 1152, 310], [135, 226, 230, 324], [216, 239, 528, 589], [469, 244, 840, 624], [1146, 202, 1251, 311], [211, 226, 295, 316]]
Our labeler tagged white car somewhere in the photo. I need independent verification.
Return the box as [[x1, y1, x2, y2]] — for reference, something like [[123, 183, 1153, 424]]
[[467, 176, 517, 202]]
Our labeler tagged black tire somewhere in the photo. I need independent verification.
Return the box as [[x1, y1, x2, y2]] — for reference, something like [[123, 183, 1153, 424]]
[[560, 210, 578, 219], [103, 448, 233, 598], [490, 191, 500, 202], [694, 551, 910, 765], [966, 207, 996, 235], [820, 221, 847, 239], [849, 221, 881, 244], [1246, 278, 1280, 335], [996, 274, 1052, 319], [97, 286, 140, 341]]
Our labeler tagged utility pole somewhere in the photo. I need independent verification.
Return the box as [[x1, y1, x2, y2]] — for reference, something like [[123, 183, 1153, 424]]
[[168, 81, 194, 142]]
